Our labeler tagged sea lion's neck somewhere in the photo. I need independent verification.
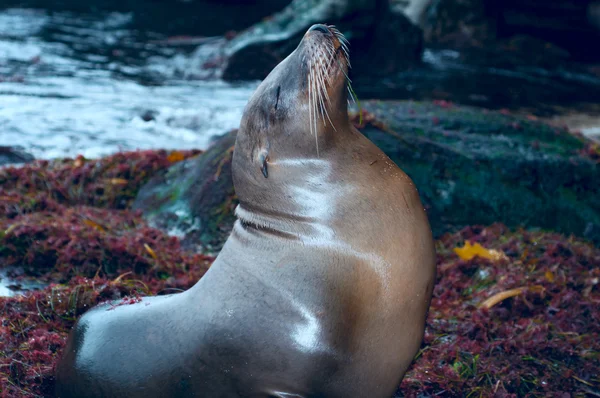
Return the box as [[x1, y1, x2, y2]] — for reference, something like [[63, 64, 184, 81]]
[[233, 154, 346, 240], [234, 204, 313, 240]]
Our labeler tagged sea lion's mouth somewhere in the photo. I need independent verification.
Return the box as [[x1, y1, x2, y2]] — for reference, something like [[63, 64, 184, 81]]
[[302, 24, 350, 154], [303, 24, 350, 84]]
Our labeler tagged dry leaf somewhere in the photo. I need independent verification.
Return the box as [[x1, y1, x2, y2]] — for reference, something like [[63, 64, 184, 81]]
[[82, 218, 107, 232], [479, 285, 545, 309], [108, 178, 128, 186], [480, 287, 526, 309], [167, 151, 186, 163], [0, 196, 20, 203], [73, 155, 86, 167], [144, 243, 158, 260], [113, 271, 132, 283], [454, 241, 508, 262]]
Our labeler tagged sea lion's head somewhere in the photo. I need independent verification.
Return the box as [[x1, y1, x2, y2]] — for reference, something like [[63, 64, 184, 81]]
[[234, 24, 351, 184]]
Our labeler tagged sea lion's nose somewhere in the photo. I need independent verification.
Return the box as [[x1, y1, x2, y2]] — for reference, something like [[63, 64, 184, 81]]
[[308, 24, 329, 34]]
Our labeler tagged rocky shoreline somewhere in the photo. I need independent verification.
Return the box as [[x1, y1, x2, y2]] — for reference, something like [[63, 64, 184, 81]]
[[0, 153, 598, 396], [0, 105, 599, 396], [134, 101, 600, 252], [1, 0, 600, 396]]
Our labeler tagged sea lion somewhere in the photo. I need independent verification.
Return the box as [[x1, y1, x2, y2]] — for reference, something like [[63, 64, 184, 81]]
[[55, 24, 436, 398]]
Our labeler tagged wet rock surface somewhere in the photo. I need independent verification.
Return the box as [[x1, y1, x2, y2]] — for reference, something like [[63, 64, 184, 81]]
[[133, 132, 237, 253], [409, 0, 600, 62], [134, 101, 599, 249], [220, 0, 423, 81], [420, 0, 496, 48], [357, 101, 599, 244], [353, 44, 600, 119], [0, 146, 35, 166]]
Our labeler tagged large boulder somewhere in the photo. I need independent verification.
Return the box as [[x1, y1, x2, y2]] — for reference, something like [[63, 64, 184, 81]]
[[409, 0, 600, 62], [133, 132, 237, 253], [356, 101, 599, 243], [134, 101, 599, 250], [219, 0, 423, 81]]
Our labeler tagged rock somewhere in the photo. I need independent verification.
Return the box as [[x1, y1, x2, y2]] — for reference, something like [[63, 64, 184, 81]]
[[133, 132, 237, 253], [0, 146, 35, 167], [497, 0, 600, 62], [220, 0, 423, 81], [590, 0, 600, 30], [4, 0, 291, 37], [140, 110, 158, 122], [420, 0, 496, 48], [355, 101, 599, 244], [352, 44, 600, 115], [416, 0, 600, 63], [134, 101, 599, 249], [393, 0, 432, 26]]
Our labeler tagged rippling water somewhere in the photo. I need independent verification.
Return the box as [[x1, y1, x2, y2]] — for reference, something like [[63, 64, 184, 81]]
[[0, 8, 259, 160], [2, 7, 599, 163]]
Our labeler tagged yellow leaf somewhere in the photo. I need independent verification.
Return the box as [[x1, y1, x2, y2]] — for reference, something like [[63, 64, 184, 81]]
[[113, 271, 132, 283], [479, 287, 526, 309], [73, 155, 86, 167], [108, 178, 128, 186], [453, 241, 508, 262], [545, 271, 555, 283], [479, 285, 544, 309], [83, 218, 107, 232], [167, 151, 186, 163], [144, 243, 158, 260]]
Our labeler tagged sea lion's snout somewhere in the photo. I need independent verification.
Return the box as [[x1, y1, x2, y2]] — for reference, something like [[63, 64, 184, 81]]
[[301, 23, 349, 84], [304, 24, 346, 54], [308, 24, 330, 34], [296, 24, 350, 154]]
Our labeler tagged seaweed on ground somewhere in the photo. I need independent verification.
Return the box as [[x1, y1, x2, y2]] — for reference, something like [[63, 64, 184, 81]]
[[0, 152, 598, 397], [0, 150, 211, 397], [401, 224, 599, 397]]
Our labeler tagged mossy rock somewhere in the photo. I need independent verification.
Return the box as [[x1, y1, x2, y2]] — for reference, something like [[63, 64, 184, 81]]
[[133, 132, 237, 252], [134, 100, 599, 249], [357, 100, 599, 243]]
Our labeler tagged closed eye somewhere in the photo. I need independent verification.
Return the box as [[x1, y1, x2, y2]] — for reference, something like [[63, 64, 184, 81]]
[[275, 85, 281, 110]]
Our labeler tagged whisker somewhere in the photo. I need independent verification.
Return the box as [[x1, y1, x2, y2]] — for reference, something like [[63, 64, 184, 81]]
[[316, 50, 336, 131], [308, 64, 313, 138], [310, 66, 319, 156], [305, 26, 351, 156]]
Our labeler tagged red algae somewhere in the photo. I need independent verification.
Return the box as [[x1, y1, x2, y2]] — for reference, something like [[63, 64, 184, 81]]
[[0, 149, 201, 211], [1, 152, 599, 397], [0, 150, 211, 397], [401, 224, 600, 397]]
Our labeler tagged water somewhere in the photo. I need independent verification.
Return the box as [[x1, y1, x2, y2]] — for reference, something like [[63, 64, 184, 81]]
[[0, 8, 258, 160], [1, 7, 599, 162], [0, 268, 46, 297]]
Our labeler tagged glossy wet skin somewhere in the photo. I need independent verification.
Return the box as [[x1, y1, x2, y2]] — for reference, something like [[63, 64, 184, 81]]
[[55, 25, 436, 398]]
